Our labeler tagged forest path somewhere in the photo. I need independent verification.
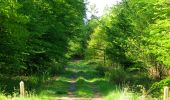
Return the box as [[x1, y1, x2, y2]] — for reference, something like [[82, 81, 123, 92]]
[[39, 60, 107, 100], [62, 60, 103, 100]]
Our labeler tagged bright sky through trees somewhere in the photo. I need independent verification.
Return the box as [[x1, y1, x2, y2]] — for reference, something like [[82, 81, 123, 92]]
[[86, 0, 121, 19]]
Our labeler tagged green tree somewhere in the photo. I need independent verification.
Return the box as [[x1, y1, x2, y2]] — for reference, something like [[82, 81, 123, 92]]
[[0, 0, 86, 75]]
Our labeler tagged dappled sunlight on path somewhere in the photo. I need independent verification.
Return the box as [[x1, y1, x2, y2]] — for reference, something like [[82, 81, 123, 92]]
[[38, 61, 116, 99]]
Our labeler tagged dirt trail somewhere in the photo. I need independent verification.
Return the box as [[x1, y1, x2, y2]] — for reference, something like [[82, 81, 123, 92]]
[[68, 72, 77, 98], [58, 61, 103, 100], [92, 83, 103, 100]]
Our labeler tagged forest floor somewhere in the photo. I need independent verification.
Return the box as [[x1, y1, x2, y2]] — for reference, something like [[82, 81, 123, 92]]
[[0, 60, 127, 100], [0, 60, 155, 100], [38, 60, 107, 100], [37, 60, 158, 100]]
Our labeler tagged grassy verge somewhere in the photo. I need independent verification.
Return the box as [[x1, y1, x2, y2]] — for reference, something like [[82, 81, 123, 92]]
[[0, 60, 166, 99]]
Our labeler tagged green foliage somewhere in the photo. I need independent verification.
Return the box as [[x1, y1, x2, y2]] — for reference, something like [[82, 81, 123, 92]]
[[86, 0, 170, 79], [48, 62, 64, 76], [105, 68, 128, 84], [0, 0, 30, 74], [149, 77, 170, 96], [0, 0, 86, 75], [83, 1, 170, 97], [0, 0, 170, 99], [95, 65, 108, 77]]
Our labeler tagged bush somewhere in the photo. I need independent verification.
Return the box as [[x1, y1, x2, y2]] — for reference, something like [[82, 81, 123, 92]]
[[95, 65, 108, 77], [49, 62, 64, 76], [127, 61, 147, 73], [105, 68, 128, 84], [148, 77, 170, 97]]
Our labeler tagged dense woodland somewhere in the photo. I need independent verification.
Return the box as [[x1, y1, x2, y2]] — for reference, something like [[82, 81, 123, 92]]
[[0, 0, 85, 75], [0, 0, 170, 99]]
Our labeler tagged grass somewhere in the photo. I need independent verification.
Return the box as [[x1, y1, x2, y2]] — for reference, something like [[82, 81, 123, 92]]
[[104, 89, 140, 100], [0, 93, 6, 100], [0, 60, 166, 99], [76, 78, 94, 97]]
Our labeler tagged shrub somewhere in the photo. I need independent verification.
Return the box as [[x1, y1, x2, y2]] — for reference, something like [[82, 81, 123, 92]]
[[105, 68, 128, 84], [148, 77, 170, 97], [95, 65, 108, 77], [49, 62, 64, 76]]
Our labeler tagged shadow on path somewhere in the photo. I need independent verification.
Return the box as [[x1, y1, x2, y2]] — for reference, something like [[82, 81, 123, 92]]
[[38, 61, 116, 99]]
